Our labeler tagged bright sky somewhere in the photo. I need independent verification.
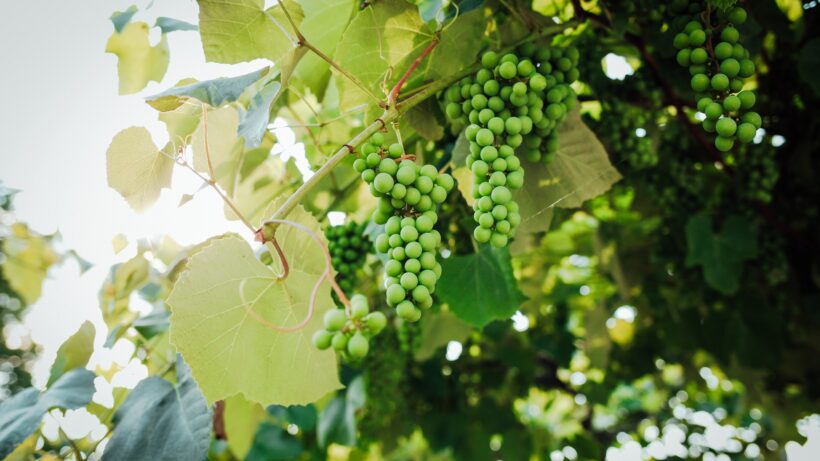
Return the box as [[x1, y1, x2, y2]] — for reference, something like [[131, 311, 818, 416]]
[[0, 2, 817, 459]]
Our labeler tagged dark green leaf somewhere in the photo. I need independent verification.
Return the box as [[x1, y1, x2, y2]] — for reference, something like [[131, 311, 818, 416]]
[[102, 356, 212, 461], [146, 68, 269, 111], [317, 377, 365, 447], [437, 245, 526, 327], [685, 214, 758, 294], [798, 38, 820, 97]]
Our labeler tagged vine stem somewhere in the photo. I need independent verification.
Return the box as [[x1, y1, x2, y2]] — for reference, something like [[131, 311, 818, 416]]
[[388, 39, 439, 106]]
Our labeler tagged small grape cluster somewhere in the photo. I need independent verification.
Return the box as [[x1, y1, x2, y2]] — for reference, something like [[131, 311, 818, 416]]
[[353, 133, 454, 322], [673, 6, 761, 152], [312, 294, 387, 360], [442, 45, 578, 247], [586, 99, 657, 170], [325, 221, 371, 296]]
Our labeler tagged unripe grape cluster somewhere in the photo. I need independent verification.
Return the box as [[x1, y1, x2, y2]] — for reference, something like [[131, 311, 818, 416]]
[[312, 294, 387, 360], [443, 44, 579, 247], [353, 133, 454, 322], [586, 99, 657, 170], [325, 221, 371, 296], [673, 6, 761, 152]]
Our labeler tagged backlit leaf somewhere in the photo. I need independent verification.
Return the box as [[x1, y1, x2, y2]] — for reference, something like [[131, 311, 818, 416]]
[[106, 127, 174, 211], [105, 22, 169, 94]]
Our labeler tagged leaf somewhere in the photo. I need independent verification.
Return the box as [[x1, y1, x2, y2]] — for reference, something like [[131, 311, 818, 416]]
[[167, 205, 342, 406], [155, 17, 198, 34], [224, 394, 267, 460], [102, 356, 212, 461], [110, 5, 138, 33], [1, 223, 57, 304], [227, 157, 301, 226], [197, 0, 303, 64], [246, 423, 303, 461], [0, 370, 96, 459], [333, 0, 426, 110], [685, 214, 758, 294], [798, 38, 820, 98], [133, 310, 170, 339], [425, 9, 485, 80], [146, 68, 269, 112], [47, 321, 95, 387], [191, 106, 244, 195], [317, 376, 365, 448], [415, 311, 473, 361], [292, 0, 355, 99], [437, 246, 526, 327], [106, 127, 174, 211], [105, 22, 169, 95], [405, 99, 444, 141], [112, 233, 128, 254], [238, 78, 283, 148]]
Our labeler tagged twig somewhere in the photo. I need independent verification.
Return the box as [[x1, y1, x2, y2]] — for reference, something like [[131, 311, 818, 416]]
[[388, 39, 439, 106], [58, 425, 85, 461], [201, 105, 216, 180]]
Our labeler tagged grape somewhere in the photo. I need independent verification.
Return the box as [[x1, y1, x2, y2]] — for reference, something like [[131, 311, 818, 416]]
[[444, 44, 581, 247], [358, 136, 454, 322], [324, 220, 372, 298], [673, 6, 761, 151], [348, 333, 369, 359]]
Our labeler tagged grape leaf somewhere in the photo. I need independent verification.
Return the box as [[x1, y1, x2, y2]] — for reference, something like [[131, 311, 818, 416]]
[[415, 311, 473, 360], [333, 0, 426, 110], [167, 205, 342, 406], [425, 9, 485, 80], [437, 245, 525, 327], [226, 156, 301, 226], [317, 376, 365, 448], [147, 67, 269, 111], [102, 356, 212, 461], [106, 127, 175, 211], [105, 22, 169, 95], [405, 99, 445, 141], [155, 17, 198, 34], [685, 214, 758, 294], [197, 0, 303, 64], [47, 321, 95, 387], [191, 106, 244, 195], [292, 0, 355, 99], [0, 369, 96, 458], [1, 223, 57, 304], [224, 394, 267, 459]]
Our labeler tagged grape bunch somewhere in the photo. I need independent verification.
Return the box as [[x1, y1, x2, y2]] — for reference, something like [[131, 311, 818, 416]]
[[586, 99, 657, 170], [312, 294, 387, 360], [353, 133, 454, 322], [673, 5, 762, 152], [325, 221, 371, 296], [442, 45, 579, 247]]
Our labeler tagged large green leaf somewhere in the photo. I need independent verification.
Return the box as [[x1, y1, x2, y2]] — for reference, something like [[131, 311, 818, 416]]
[[105, 22, 169, 94], [167, 206, 342, 406], [146, 67, 269, 111], [102, 356, 212, 461], [106, 127, 175, 212], [437, 245, 526, 327], [197, 0, 303, 64], [0, 370, 96, 458], [685, 214, 758, 294], [47, 321, 95, 387], [292, 0, 355, 99], [317, 376, 365, 448], [422, 9, 485, 80]]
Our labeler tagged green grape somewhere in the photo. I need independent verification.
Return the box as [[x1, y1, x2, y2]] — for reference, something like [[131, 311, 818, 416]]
[[325, 220, 372, 298], [312, 294, 388, 361]]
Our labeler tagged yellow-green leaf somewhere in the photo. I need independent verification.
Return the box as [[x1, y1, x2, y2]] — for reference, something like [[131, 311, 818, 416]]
[[106, 127, 175, 212], [105, 22, 169, 95], [47, 321, 95, 387], [191, 106, 244, 195], [167, 206, 342, 406], [197, 0, 303, 64], [224, 393, 267, 459], [1, 223, 57, 305], [292, 0, 355, 98]]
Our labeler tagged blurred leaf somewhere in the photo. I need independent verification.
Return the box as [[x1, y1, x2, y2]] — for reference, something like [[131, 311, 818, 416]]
[[415, 310, 473, 360], [317, 376, 365, 448], [106, 127, 174, 211], [155, 17, 198, 33], [103, 356, 212, 461], [405, 99, 445, 141], [438, 245, 525, 327], [224, 393, 267, 460], [245, 424, 303, 461], [1, 223, 58, 304], [47, 321, 95, 387], [685, 214, 758, 294], [110, 5, 138, 33], [191, 106, 244, 195], [105, 22, 169, 94], [798, 38, 820, 97], [0, 370, 96, 458], [133, 310, 170, 339]]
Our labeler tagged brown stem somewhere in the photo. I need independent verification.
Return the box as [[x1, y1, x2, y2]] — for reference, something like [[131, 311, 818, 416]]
[[389, 39, 439, 106], [213, 401, 227, 440]]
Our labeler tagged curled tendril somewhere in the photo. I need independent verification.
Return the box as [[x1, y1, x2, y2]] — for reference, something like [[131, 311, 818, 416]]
[[242, 218, 351, 333]]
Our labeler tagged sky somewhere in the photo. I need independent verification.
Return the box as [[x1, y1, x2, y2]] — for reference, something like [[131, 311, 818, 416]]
[[0, 2, 817, 459]]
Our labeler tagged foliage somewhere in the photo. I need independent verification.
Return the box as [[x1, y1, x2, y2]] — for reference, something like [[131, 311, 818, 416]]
[[2, 0, 820, 460]]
